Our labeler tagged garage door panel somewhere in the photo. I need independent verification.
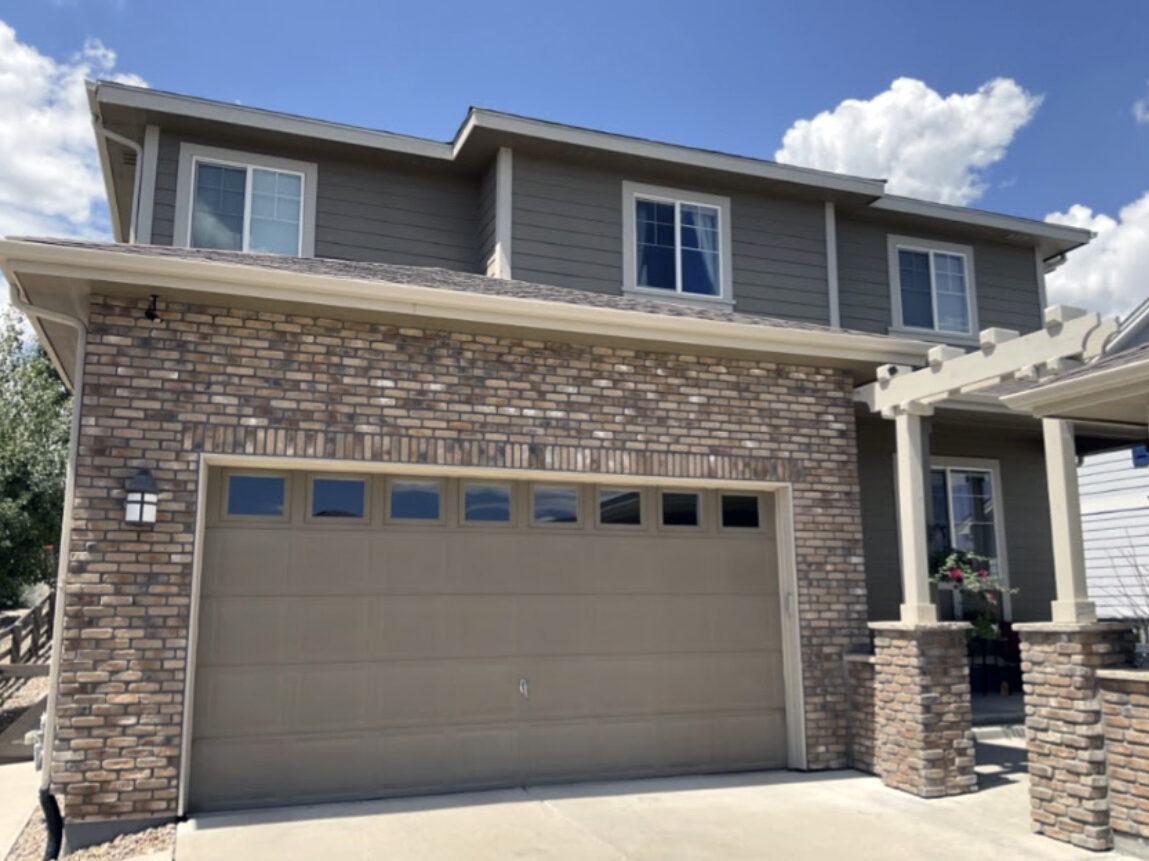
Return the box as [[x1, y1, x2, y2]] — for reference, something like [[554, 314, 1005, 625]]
[[374, 662, 520, 726], [372, 533, 451, 593], [192, 472, 788, 811], [294, 597, 380, 663], [380, 597, 517, 659], [203, 530, 292, 596], [289, 532, 374, 595], [522, 719, 659, 781], [290, 665, 376, 732], [198, 597, 290, 667], [190, 737, 286, 810], [193, 667, 291, 738]]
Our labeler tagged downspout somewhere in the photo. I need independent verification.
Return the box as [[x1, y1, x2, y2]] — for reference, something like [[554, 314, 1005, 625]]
[[8, 280, 88, 860]]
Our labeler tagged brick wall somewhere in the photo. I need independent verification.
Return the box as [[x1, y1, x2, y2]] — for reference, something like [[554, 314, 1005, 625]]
[[53, 291, 870, 820], [870, 623, 976, 798], [1017, 622, 1134, 851], [1099, 672, 1149, 846], [846, 654, 876, 774]]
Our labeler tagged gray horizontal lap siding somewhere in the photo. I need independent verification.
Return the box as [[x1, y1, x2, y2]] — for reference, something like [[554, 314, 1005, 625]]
[[858, 416, 1054, 623], [837, 216, 1043, 336], [511, 154, 830, 322], [151, 131, 482, 272]]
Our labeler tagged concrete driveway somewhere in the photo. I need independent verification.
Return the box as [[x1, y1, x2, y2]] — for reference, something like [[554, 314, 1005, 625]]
[[177, 737, 1095, 860]]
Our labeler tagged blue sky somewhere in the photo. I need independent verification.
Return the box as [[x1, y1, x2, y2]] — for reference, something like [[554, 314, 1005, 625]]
[[10, 0, 1146, 218], [2, 0, 1148, 312]]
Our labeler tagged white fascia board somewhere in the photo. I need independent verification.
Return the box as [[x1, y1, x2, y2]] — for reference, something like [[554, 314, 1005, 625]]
[[460, 109, 886, 198], [87, 83, 125, 243], [92, 81, 454, 161], [871, 195, 1094, 249], [1002, 358, 1149, 415], [0, 241, 932, 367]]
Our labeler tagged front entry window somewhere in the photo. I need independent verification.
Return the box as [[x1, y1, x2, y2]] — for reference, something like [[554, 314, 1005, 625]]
[[929, 467, 999, 571]]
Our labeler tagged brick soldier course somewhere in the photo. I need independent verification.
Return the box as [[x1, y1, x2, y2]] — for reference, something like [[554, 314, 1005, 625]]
[[53, 290, 871, 823], [1017, 622, 1134, 851], [868, 622, 977, 798]]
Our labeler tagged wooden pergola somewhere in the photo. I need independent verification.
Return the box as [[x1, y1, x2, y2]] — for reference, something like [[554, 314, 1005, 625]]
[[855, 306, 1119, 625]]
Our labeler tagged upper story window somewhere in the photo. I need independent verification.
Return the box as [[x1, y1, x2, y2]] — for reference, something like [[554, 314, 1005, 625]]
[[173, 144, 318, 257], [888, 235, 978, 338], [622, 181, 732, 306]]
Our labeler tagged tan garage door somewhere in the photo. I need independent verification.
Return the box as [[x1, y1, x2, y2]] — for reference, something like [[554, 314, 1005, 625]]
[[189, 469, 786, 811]]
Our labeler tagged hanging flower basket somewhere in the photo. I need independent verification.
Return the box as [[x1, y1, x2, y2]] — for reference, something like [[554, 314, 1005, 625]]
[[928, 548, 1018, 639]]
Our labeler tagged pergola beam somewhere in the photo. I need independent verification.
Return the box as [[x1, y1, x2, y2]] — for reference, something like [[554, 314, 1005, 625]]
[[855, 304, 1120, 627], [856, 306, 1117, 415]]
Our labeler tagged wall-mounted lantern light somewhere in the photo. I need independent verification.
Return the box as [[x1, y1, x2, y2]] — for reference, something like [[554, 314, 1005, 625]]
[[124, 468, 158, 526]]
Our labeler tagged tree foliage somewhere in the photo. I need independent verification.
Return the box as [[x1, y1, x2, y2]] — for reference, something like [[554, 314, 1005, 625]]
[[0, 309, 71, 608]]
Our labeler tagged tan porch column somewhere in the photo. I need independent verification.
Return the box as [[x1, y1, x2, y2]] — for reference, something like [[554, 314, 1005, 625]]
[[1042, 418, 1097, 623], [895, 407, 937, 624]]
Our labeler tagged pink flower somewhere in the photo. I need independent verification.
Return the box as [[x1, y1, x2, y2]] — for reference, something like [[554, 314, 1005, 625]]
[[977, 569, 988, 578], [949, 568, 964, 581]]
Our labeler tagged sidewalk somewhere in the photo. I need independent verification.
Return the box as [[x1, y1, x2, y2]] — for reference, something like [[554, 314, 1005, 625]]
[[0, 761, 38, 859]]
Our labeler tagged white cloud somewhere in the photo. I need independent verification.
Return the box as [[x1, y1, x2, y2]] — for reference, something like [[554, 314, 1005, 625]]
[[0, 19, 144, 311], [1133, 81, 1149, 124], [775, 77, 1042, 206], [1045, 193, 1149, 319]]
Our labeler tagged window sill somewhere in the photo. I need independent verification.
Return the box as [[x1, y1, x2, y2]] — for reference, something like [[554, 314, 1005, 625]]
[[887, 326, 979, 347], [623, 286, 734, 312]]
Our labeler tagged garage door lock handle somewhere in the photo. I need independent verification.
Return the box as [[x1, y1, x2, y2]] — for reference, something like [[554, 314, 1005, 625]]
[[519, 677, 530, 699]]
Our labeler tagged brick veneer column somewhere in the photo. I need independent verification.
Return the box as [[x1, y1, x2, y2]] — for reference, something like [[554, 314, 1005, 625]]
[[1016, 622, 1134, 851], [869, 622, 976, 797], [1098, 669, 1149, 854]]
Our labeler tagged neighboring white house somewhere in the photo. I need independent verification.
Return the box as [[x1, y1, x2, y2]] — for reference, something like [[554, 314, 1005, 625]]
[[1080, 445, 1149, 621]]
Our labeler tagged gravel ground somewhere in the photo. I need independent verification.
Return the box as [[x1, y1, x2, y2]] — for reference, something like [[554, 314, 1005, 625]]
[[6, 810, 175, 860]]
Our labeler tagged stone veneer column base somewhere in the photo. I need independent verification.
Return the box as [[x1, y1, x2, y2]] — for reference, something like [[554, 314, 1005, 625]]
[[1017, 621, 1134, 852], [870, 622, 976, 798]]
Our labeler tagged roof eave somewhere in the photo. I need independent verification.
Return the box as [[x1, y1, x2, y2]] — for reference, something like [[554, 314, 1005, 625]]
[[0, 240, 933, 369]]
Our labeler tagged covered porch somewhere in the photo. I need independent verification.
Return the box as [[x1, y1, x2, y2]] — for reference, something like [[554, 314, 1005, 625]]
[[848, 305, 1149, 852]]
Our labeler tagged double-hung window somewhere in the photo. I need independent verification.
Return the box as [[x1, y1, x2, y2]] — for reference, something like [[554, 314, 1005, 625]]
[[888, 236, 977, 337], [623, 182, 732, 304], [928, 460, 1011, 617], [174, 144, 317, 256]]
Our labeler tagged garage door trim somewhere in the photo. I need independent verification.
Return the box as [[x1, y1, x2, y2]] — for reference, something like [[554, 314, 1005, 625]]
[[178, 452, 807, 815]]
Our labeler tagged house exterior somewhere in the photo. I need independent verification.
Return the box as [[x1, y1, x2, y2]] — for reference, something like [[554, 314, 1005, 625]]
[[5, 79, 1137, 845]]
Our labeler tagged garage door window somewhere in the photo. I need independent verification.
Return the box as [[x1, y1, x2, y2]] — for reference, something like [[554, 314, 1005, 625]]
[[309, 477, 366, 520], [225, 474, 286, 519], [388, 480, 442, 522], [661, 491, 700, 527], [720, 494, 760, 529], [532, 485, 579, 525], [464, 483, 512, 524], [599, 488, 642, 527]]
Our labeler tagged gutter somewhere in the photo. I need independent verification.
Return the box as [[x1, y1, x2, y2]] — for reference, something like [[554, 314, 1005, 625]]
[[1002, 355, 1149, 415], [0, 240, 933, 368], [7, 276, 88, 857]]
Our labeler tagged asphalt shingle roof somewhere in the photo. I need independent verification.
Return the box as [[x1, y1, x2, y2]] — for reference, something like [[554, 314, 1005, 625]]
[[14, 237, 871, 337]]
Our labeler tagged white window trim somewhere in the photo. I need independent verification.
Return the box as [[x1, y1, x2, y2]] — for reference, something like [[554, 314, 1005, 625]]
[[887, 234, 978, 341], [173, 143, 318, 257], [930, 456, 1013, 621], [621, 180, 734, 309]]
